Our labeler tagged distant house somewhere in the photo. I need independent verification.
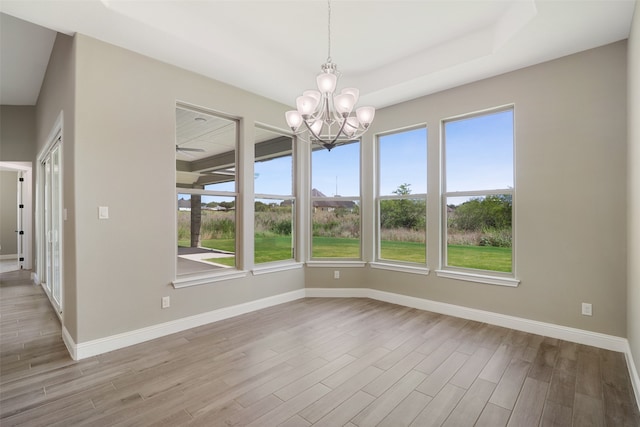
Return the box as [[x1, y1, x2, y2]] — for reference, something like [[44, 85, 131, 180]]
[[311, 188, 357, 212], [178, 198, 191, 211]]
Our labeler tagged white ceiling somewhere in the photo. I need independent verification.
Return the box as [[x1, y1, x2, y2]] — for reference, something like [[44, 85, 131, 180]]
[[0, 0, 635, 108]]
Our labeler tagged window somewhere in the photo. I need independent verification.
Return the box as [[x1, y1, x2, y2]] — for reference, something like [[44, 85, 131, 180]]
[[176, 106, 238, 276], [442, 107, 514, 275], [311, 141, 361, 259], [254, 126, 295, 264], [377, 127, 427, 265]]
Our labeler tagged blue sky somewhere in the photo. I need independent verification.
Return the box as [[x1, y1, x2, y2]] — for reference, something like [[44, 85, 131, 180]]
[[190, 108, 513, 203], [254, 155, 292, 196], [379, 127, 427, 196], [312, 142, 361, 197], [445, 109, 513, 193]]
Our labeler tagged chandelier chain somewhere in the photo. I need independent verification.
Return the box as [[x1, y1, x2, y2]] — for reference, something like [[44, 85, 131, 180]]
[[327, 0, 332, 63]]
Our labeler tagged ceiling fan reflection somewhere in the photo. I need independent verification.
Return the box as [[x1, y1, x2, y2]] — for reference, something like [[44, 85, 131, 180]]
[[176, 145, 205, 157]]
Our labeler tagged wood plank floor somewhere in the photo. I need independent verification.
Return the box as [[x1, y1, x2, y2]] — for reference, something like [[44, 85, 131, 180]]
[[1, 269, 639, 426]]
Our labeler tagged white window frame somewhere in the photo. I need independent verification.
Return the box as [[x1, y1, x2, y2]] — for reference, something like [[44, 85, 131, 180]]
[[436, 105, 519, 287], [309, 140, 363, 264], [373, 125, 429, 274], [253, 124, 300, 272], [173, 106, 246, 288]]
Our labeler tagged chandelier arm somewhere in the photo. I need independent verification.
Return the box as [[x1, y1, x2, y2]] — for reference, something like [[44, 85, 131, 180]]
[[302, 119, 324, 142]]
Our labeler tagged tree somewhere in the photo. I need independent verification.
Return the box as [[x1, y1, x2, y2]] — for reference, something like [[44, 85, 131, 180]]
[[380, 183, 426, 230], [449, 194, 511, 231], [190, 194, 201, 247], [255, 201, 269, 212]]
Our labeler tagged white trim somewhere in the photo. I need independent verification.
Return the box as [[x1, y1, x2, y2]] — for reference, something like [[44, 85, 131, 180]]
[[0, 161, 33, 270], [305, 287, 627, 352], [252, 262, 304, 276], [306, 261, 366, 268], [172, 270, 248, 288], [305, 288, 369, 298], [40, 280, 63, 322], [0, 254, 18, 260], [624, 341, 640, 411], [435, 269, 520, 287], [64, 288, 306, 360], [370, 262, 430, 275], [62, 326, 78, 360]]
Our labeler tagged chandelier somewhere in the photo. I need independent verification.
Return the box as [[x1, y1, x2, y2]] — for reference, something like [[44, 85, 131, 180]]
[[285, 0, 375, 151]]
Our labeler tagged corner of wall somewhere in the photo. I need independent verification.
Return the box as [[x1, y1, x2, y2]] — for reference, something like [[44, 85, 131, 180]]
[[627, 0, 640, 410]]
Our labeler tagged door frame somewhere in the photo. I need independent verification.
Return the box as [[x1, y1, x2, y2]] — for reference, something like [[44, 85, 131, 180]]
[[0, 161, 33, 270], [36, 111, 64, 316]]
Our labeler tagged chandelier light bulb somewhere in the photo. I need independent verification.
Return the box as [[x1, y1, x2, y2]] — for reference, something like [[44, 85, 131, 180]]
[[334, 93, 356, 116], [296, 95, 317, 117], [303, 90, 321, 109], [356, 106, 375, 126], [310, 120, 323, 135], [316, 72, 337, 94], [285, 110, 302, 131], [341, 88, 359, 104], [344, 116, 359, 136]]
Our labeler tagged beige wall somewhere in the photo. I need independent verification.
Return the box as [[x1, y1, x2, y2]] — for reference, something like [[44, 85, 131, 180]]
[[1, 106, 37, 267], [307, 41, 629, 338], [628, 0, 640, 387], [0, 105, 36, 161], [67, 34, 303, 343], [36, 32, 78, 339], [36, 29, 633, 350]]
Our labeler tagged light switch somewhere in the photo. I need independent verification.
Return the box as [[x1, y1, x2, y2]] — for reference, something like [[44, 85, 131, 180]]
[[98, 206, 109, 219]]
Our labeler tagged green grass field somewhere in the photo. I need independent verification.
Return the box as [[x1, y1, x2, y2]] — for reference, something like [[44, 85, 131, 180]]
[[380, 240, 426, 263], [180, 237, 511, 272], [447, 244, 512, 272]]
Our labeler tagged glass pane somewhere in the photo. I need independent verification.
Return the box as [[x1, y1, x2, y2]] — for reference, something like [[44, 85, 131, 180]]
[[177, 193, 236, 274], [379, 198, 426, 263], [44, 157, 51, 291], [51, 146, 62, 304], [255, 198, 294, 264], [379, 127, 427, 196], [254, 127, 293, 196], [445, 109, 513, 192], [312, 141, 359, 198], [176, 107, 237, 192], [312, 199, 360, 258], [446, 195, 512, 272]]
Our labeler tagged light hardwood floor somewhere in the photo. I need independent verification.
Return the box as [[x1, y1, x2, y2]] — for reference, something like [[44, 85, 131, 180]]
[[1, 269, 639, 426]]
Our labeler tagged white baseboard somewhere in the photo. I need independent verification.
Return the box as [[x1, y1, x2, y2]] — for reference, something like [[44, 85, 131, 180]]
[[624, 341, 640, 413], [64, 289, 306, 360]]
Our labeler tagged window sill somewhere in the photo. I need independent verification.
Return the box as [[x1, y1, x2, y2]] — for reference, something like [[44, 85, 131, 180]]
[[435, 269, 520, 287], [370, 262, 430, 276], [252, 262, 304, 276], [306, 260, 366, 268], [173, 269, 249, 289]]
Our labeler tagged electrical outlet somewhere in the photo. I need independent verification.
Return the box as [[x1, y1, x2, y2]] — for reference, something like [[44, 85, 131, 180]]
[[334, 270, 340, 279], [581, 302, 592, 316], [162, 296, 170, 309], [98, 206, 109, 219]]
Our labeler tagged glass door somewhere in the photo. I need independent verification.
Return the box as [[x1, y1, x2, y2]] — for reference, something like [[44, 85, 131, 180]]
[[41, 141, 62, 313]]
